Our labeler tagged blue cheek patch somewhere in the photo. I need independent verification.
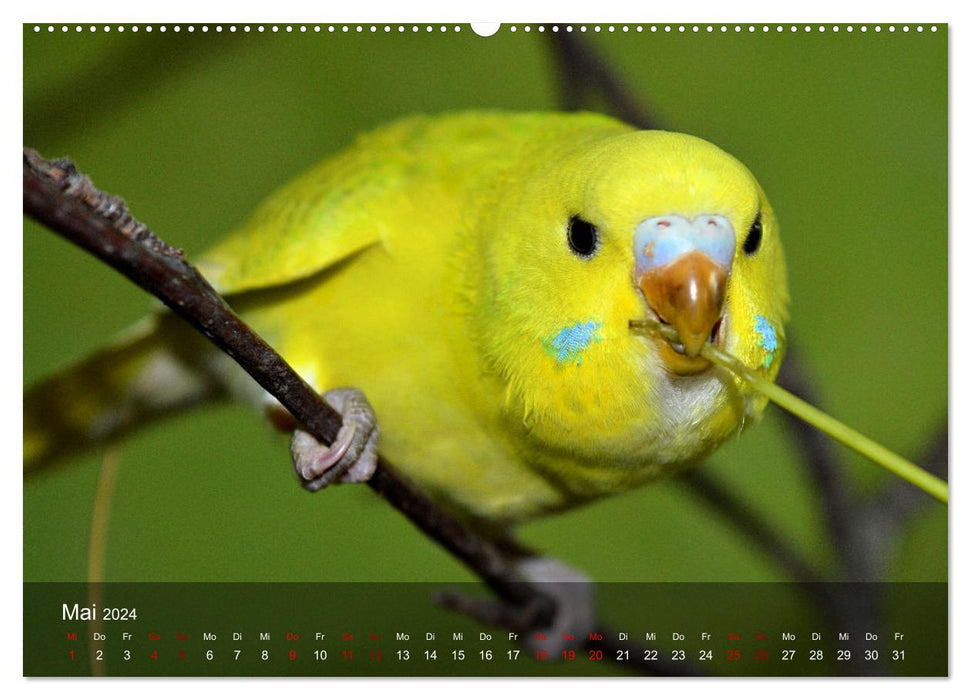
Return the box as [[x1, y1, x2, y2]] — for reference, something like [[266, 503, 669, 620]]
[[543, 321, 603, 367], [754, 315, 778, 368]]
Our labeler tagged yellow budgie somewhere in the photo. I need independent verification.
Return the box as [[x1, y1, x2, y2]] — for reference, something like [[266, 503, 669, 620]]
[[25, 112, 787, 621]]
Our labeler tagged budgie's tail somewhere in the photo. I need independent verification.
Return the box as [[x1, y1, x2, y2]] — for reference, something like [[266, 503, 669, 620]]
[[24, 315, 224, 471]]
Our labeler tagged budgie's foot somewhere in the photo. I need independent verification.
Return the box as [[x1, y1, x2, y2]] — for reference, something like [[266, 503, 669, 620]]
[[438, 555, 596, 657], [290, 387, 379, 491], [513, 556, 596, 656]]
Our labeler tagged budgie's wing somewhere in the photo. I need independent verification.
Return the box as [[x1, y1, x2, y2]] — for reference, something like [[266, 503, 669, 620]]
[[198, 111, 632, 296], [198, 117, 431, 296]]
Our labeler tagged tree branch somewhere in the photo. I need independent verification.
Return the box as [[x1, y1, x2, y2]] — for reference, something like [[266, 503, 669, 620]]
[[22, 147, 538, 617], [544, 27, 660, 130], [678, 469, 824, 584], [773, 343, 868, 579]]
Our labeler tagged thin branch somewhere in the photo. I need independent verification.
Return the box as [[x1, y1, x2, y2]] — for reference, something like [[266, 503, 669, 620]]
[[874, 420, 948, 522], [848, 420, 948, 586], [678, 470, 824, 584], [86, 445, 121, 677], [773, 343, 868, 579], [544, 27, 660, 130], [23, 150, 345, 446]]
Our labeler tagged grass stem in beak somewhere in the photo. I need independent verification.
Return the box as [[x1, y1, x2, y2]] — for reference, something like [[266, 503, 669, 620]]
[[629, 319, 948, 505]]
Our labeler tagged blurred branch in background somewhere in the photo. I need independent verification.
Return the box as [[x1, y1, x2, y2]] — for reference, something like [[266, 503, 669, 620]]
[[544, 29, 948, 673], [545, 26, 660, 130]]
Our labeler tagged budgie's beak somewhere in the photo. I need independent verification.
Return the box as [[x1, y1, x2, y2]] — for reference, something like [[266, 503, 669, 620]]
[[634, 215, 735, 374]]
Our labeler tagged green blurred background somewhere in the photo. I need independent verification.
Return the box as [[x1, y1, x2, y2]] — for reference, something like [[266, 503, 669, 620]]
[[23, 24, 946, 593]]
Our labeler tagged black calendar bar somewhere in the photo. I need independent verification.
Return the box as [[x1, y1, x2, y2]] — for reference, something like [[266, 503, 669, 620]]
[[23, 582, 946, 677]]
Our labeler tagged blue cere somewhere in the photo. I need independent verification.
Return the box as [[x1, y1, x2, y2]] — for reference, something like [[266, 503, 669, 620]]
[[754, 314, 778, 368], [544, 321, 603, 367], [634, 214, 736, 273]]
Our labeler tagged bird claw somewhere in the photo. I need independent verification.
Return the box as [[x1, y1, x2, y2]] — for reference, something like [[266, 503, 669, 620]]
[[437, 556, 596, 658], [291, 387, 379, 491], [513, 557, 596, 656]]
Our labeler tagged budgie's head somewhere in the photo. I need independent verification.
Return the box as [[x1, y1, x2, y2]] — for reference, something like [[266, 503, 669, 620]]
[[473, 126, 788, 478]]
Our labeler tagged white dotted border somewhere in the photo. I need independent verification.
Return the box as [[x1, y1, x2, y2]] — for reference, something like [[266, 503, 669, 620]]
[[29, 24, 940, 35]]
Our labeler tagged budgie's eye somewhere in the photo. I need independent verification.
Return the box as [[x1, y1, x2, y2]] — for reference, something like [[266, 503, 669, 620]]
[[743, 213, 763, 255], [567, 216, 599, 258]]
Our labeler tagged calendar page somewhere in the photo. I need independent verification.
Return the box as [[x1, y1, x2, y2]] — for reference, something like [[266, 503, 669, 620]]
[[22, 19, 948, 679]]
